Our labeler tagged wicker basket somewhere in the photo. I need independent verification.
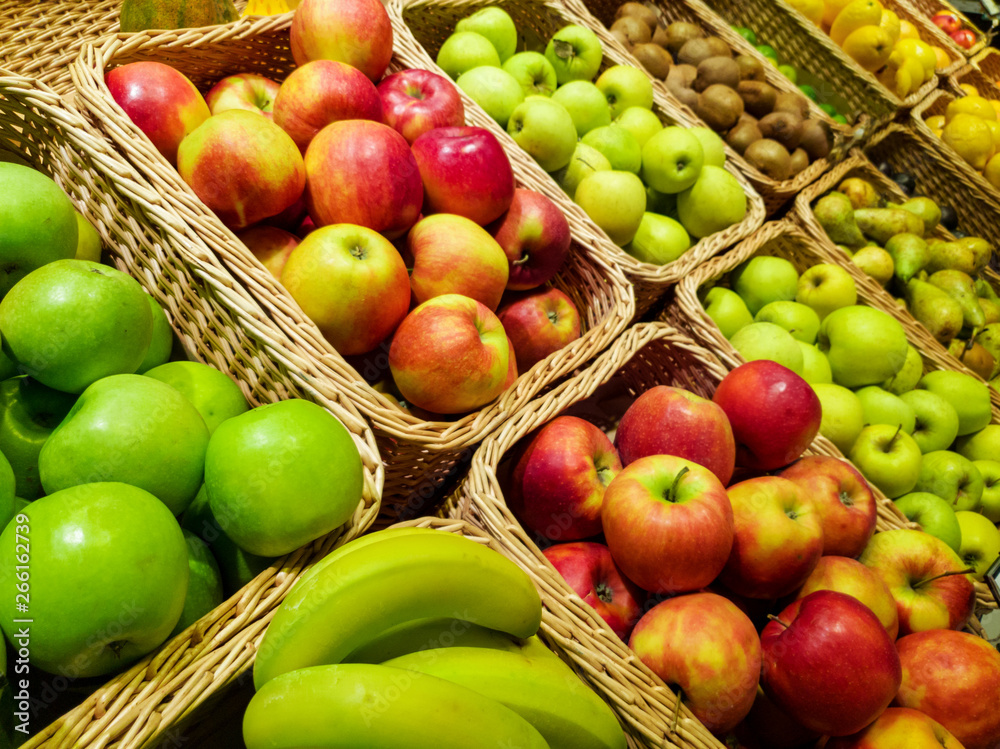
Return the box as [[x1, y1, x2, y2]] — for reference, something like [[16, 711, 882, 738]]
[[971, 46, 1000, 81], [948, 60, 1000, 104], [903, 0, 992, 57], [69, 15, 636, 515], [388, 0, 766, 315]]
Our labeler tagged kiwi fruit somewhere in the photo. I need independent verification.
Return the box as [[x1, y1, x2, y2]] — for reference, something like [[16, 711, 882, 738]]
[[615, 1, 659, 32], [611, 16, 652, 46], [726, 119, 763, 156], [703, 37, 732, 58], [674, 86, 699, 109], [759, 110, 803, 150], [789, 148, 810, 177], [772, 92, 810, 119], [694, 84, 744, 131], [666, 64, 697, 90], [692, 56, 740, 92], [652, 25, 669, 48], [799, 120, 831, 160], [744, 138, 792, 181], [734, 54, 765, 82], [664, 21, 704, 56], [737, 80, 777, 119], [633, 43, 673, 79], [611, 28, 633, 49], [677, 37, 717, 66]]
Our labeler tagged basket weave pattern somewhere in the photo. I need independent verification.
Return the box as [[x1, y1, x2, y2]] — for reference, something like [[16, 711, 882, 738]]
[[903, 0, 990, 56]]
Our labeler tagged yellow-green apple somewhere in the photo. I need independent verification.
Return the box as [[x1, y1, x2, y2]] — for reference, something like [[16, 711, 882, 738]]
[[794, 555, 899, 638], [900, 389, 960, 453], [105, 61, 210, 165], [629, 592, 761, 733], [850, 425, 922, 498], [595, 65, 654, 118], [754, 301, 821, 344], [178, 110, 305, 230], [677, 166, 748, 239], [74, 211, 102, 263], [205, 73, 280, 119], [410, 126, 515, 226], [551, 80, 612, 137], [143, 360, 250, 435], [543, 541, 644, 639], [894, 492, 962, 553], [497, 287, 581, 371], [171, 529, 224, 636], [552, 142, 611, 197], [975, 459, 1000, 521], [581, 124, 641, 173], [389, 294, 509, 414], [761, 591, 901, 736], [955, 424, 1000, 462], [508, 97, 577, 172], [856, 386, 916, 433], [378, 69, 465, 144], [137, 295, 173, 375], [406, 214, 509, 310], [238, 225, 299, 280], [290, 0, 393, 82], [603, 455, 733, 593], [702, 286, 752, 339], [780, 456, 876, 557], [640, 126, 705, 194], [859, 528, 975, 635], [813, 383, 865, 454], [0, 259, 153, 393], [502, 52, 558, 98], [436, 32, 501, 79], [917, 370, 992, 436], [688, 127, 726, 168], [914, 450, 984, 511], [825, 707, 965, 749], [456, 66, 524, 128], [626, 212, 691, 265], [304, 120, 422, 239], [205, 398, 363, 556], [615, 106, 663, 148], [0, 482, 188, 677], [512, 415, 621, 540], [488, 188, 571, 291], [730, 320, 803, 371], [732, 255, 799, 316], [882, 345, 922, 395], [456, 7, 517, 62], [575, 170, 646, 246], [818, 306, 909, 388], [273, 60, 383, 153], [545, 25, 603, 85], [720, 476, 823, 599], [614, 385, 736, 484], [712, 360, 821, 470], [955, 510, 1000, 579], [799, 342, 832, 384]]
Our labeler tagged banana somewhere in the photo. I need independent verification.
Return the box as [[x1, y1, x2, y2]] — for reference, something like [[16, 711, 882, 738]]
[[243, 663, 549, 749], [383, 647, 626, 749], [253, 531, 542, 688]]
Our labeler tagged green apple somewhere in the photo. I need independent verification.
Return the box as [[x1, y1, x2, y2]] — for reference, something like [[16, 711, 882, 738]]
[[551, 142, 611, 197], [457, 66, 525, 127], [899, 389, 960, 453], [0, 349, 16, 381], [894, 492, 962, 553], [881, 344, 922, 395], [798, 342, 832, 384], [205, 399, 364, 557], [574, 170, 646, 246], [640, 126, 704, 194], [849, 424, 923, 498], [0, 163, 78, 299], [615, 106, 663, 148], [74, 212, 102, 263], [581, 124, 641, 172], [796, 263, 857, 320], [677, 166, 748, 239], [646, 186, 677, 216], [502, 52, 558, 97], [0, 482, 188, 677], [954, 425, 1000, 462], [455, 7, 518, 62], [136, 295, 174, 374], [917, 371, 992, 437], [544, 24, 603, 84], [0, 259, 153, 393], [596, 65, 654, 118], [625, 212, 691, 264], [436, 31, 501, 79], [0, 450, 13, 531], [702, 286, 753, 339], [170, 529, 224, 637], [508, 97, 577, 172], [812, 383, 865, 454], [914, 449, 984, 511], [729, 321, 804, 374], [551, 80, 611, 137], [974, 459, 1000, 522], [754, 300, 820, 343], [144, 360, 250, 435], [817, 305, 908, 388], [778, 64, 798, 83], [856, 385, 916, 434], [955, 510, 1000, 579], [687, 127, 726, 168], [731, 255, 800, 316]]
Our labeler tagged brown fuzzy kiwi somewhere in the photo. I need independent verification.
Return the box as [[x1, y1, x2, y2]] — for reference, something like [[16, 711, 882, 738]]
[[615, 2, 659, 31], [736, 111, 759, 127], [666, 64, 697, 90], [611, 16, 652, 46], [611, 28, 633, 50], [744, 138, 792, 181], [652, 25, 670, 48], [694, 84, 744, 131], [692, 56, 741, 92], [734, 54, 765, 82], [736, 80, 777, 119], [772, 92, 810, 119], [633, 43, 673, 79], [758, 110, 803, 150], [726, 119, 763, 156], [798, 120, 831, 160], [677, 37, 717, 66], [703, 37, 732, 58], [664, 22, 703, 56], [788, 148, 810, 177]]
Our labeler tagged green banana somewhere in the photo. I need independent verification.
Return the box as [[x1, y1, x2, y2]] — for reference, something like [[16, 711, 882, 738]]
[[384, 647, 627, 749], [344, 617, 544, 663], [253, 530, 542, 688], [243, 663, 549, 749]]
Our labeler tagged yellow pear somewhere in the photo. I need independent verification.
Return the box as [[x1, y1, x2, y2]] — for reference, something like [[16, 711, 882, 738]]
[[898, 19, 920, 40], [943, 113, 995, 171], [823, 0, 857, 28], [842, 25, 894, 72], [831, 0, 884, 45], [787, 0, 825, 25], [879, 9, 901, 46], [986, 153, 1000, 188], [893, 38, 937, 78], [946, 95, 997, 122]]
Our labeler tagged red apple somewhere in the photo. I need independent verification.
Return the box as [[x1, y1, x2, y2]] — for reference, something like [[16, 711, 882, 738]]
[[410, 126, 515, 226], [406, 214, 509, 310], [177, 110, 305, 230], [794, 555, 900, 639], [378, 69, 465, 145], [780, 456, 877, 558], [304, 120, 423, 239], [630, 592, 761, 734], [510, 415, 622, 541], [826, 707, 965, 749], [712, 361, 821, 471], [859, 529, 975, 636], [720, 476, 823, 599], [488, 189, 572, 291], [950, 28, 977, 49], [614, 385, 736, 485], [602, 455, 734, 594], [205, 73, 280, 119], [895, 629, 1000, 749], [761, 591, 902, 736], [105, 61, 210, 166], [543, 541, 644, 639], [932, 12, 962, 34], [237, 225, 300, 280], [298, 215, 317, 240], [264, 193, 309, 232], [290, 0, 393, 82], [388, 293, 509, 414], [504, 336, 518, 389], [736, 687, 821, 749], [497, 288, 581, 372], [273, 60, 383, 153]]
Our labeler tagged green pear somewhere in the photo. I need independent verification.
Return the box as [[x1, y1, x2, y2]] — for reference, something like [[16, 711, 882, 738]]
[[838, 178, 880, 209], [729, 322, 804, 375], [814, 192, 865, 248], [904, 278, 963, 346], [928, 270, 986, 333], [881, 345, 923, 395], [884, 233, 928, 285], [979, 298, 1000, 326], [976, 277, 1000, 302], [955, 236, 992, 274], [853, 208, 925, 244], [925, 240, 977, 275], [702, 287, 753, 339], [975, 323, 1000, 379], [817, 305, 908, 388], [948, 337, 996, 381], [897, 197, 941, 235]]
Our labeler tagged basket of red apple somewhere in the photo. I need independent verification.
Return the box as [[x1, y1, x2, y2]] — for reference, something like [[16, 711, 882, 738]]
[[906, 0, 986, 56], [0, 70, 384, 748], [68, 4, 635, 517], [386, 0, 766, 315]]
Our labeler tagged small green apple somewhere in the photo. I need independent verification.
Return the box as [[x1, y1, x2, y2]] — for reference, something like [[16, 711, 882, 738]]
[[778, 64, 798, 83], [917, 370, 992, 437], [899, 389, 960, 453], [798, 342, 832, 384], [796, 263, 858, 320], [135, 295, 174, 374], [551, 142, 611, 197], [855, 386, 916, 433], [729, 321, 804, 374], [436, 31, 501, 80], [849, 424, 922, 498], [551, 80, 611, 137], [456, 7, 518, 62], [731, 255, 800, 316], [676, 166, 748, 239], [894, 492, 962, 553], [881, 345, 922, 395], [702, 286, 753, 339], [508, 97, 577, 172], [974, 459, 1000, 522], [687, 127, 726, 168], [545, 24, 603, 84], [144, 360, 250, 435], [757, 44, 778, 62], [170, 529, 224, 636], [74, 212, 102, 263], [581, 124, 641, 173], [614, 106, 663, 148], [916, 450, 984, 511], [954, 425, 1000, 462], [640, 126, 704, 194], [502, 52, 558, 97], [457, 66, 524, 127], [596, 65, 654, 118], [817, 305, 908, 388], [812, 383, 865, 454], [955, 510, 1000, 579], [575, 170, 646, 246], [625, 212, 690, 264], [754, 300, 821, 343]]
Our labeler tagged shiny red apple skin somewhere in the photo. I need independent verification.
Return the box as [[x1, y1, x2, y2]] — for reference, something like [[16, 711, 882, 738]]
[[237, 225, 300, 280], [410, 126, 515, 226], [795, 555, 900, 639], [780, 456, 877, 558], [630, 592, 762, 734], [712, 361, 821, 471], [895, 629, 1000, 749], [826, 707, 965, 749], [488, 189, 572, 291], [543, 541, 644, 639], [205, 73, 280, 119], [378, 69, 466, 145], [602, 455, 734, 594], [931, 12, 962, 33], [304, 120, 423, 240], [761, 591, 902, 737], [614, 385, 736, 485], [290, 0, 393, 82], [950, 28, 977, 49], [497, 287, 581, 372]]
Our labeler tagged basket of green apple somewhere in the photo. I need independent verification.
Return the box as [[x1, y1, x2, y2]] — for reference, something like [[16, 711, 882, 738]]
[[0, 69, 384, 748], [387, 0, 766, 316]]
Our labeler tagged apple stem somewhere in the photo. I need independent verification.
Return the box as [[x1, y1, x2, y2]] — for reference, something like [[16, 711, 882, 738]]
[[665, 467, 690, 504], [766, 614, 790, 629], [512, 254, 531, 266], [914, 567, 976, 587], [887, 424, 902, 450]]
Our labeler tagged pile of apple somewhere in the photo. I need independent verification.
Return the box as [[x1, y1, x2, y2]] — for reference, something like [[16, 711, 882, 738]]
[[930, 8, 979, 50], [433, 7, 748, 260], [512, 358, 999, 748]]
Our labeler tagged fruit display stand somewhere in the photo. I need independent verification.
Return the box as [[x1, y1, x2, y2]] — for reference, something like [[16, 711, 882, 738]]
[[388, 0, 766, 315], [904, 0, 991, 57], [948, 55, 1000, 103], [69, 14, 636, 516]]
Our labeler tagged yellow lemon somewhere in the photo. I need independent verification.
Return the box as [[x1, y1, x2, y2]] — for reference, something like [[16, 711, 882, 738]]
[[830, 0, 884, 45], [898, 19, 920, 40], [932, 46, 952, 71], [932, 127, 944, 138], [787, 0, 825, 25], [894, 37, 937, 78], [986, 153, 1000, 188], [959, 83, 980, 97], [991, 100, 1000, 118], [926, 115, 945, 130], [943, 113, 995, 171], [879, 9, 900, 45], [946, 95, 997, 122], [986, 119, 1000, 149], [842, 25, 893, 71], [888, 49, 925, 90], [823, 0, 857, 27]]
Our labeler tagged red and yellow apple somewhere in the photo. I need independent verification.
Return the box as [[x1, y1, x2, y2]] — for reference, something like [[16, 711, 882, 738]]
[[205, 73, 280, 119], [795, 555, 900, 639], [378, 69, 465, 145], [497, 287, 581, 372], [826, 707, 965, 749], [489, 188, 572, 291], [237, 225, 300, 280], [290, 0, 393, 82]]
